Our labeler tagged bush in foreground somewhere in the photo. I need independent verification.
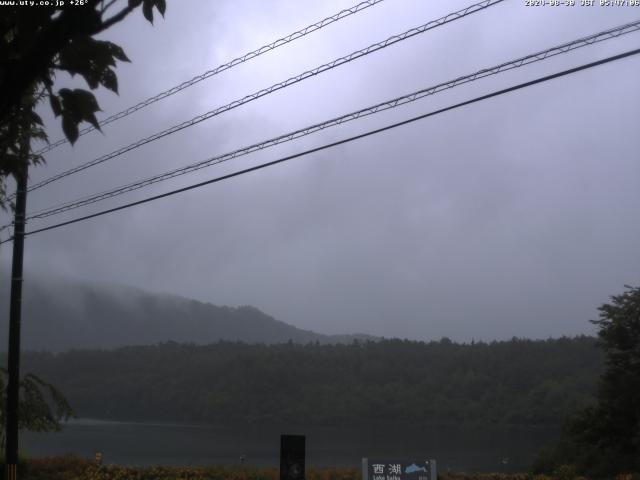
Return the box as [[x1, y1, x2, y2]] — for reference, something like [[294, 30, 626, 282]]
[[8, 456, 639, 480]]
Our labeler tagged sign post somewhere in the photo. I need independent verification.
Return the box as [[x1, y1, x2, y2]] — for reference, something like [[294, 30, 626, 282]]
[[280, 434, 305, 480], [363, 459, 437, 480]]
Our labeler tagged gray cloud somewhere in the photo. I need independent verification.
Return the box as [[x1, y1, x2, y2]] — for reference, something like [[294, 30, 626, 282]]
[[2, 0, 639, 342]]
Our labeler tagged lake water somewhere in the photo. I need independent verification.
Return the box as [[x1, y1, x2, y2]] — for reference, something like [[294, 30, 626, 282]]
[[22, 419, 558, 472]]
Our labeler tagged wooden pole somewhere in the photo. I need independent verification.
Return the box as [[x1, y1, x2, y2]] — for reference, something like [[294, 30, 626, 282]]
[[5, 163, 28, 480]]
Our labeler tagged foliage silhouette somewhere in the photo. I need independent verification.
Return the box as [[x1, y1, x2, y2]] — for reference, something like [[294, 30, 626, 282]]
[[0, 367, 74, 451], [0, 0, 166, 208], [533, 285, 640, 477]]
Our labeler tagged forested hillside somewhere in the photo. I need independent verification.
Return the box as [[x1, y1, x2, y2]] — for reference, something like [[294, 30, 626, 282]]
[[20, 337, 601, 428]]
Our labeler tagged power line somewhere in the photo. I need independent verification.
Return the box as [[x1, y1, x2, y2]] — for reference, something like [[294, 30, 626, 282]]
[[23, 19, 640, 222], [3, 46, 637, 245], [22, 0, 503, 196], [33, 0, 389, 156]]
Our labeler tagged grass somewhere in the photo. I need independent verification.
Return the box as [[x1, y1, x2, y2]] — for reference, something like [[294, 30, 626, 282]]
[[5, 456, 639, 480]]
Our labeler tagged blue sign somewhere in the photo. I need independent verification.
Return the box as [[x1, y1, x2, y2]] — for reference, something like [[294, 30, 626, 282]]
[[362, 459, 436, 480]]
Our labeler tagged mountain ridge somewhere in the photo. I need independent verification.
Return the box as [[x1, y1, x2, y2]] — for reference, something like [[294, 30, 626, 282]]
[[0, 272, 376, 352]]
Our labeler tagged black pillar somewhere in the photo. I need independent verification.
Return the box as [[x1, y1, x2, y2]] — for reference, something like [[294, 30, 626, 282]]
[[5, 165, 27, 480], [280, 434, 305, 480]]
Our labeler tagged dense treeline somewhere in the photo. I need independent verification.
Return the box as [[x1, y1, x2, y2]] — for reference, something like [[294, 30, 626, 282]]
[[17, 337, 601, 427]]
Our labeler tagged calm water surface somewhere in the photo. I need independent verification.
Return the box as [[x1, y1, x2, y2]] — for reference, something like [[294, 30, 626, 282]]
[[22, 419, 558, 472]]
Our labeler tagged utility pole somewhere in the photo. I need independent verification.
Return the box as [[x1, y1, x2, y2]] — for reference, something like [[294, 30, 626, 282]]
[[5, 161, 27, 480]]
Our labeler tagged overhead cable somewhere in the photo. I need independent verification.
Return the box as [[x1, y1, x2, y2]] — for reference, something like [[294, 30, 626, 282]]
[[34, 0, 389, 155], [24, 19, 640, 221], [2, 46, 637, 244], [22, 0, 503, 196]]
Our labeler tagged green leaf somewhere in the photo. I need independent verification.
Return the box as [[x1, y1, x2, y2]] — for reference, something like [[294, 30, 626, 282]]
[[59, 88, 101, 116], [62, 114, 79, 144], [142, 0, 154, 23], [85, 73, 101, 89], [57, 37, 127, 91], [101, 68, 118, 94], [155, 0, 166, 17], [107, 42, 130, 63], [49, 94, 62, 117], [58, 88, 102, 141], [29, 110, 43, 126], [84, 111, 100, 131], [58, 88, 73, 102], [76, 89, 100, 112]]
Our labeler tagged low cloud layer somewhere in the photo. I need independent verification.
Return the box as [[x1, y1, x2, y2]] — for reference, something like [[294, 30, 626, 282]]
[[1, 0, 639, 341]]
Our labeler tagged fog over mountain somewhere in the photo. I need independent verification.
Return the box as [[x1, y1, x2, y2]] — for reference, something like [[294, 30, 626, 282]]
[[0, 271, 375, 352], [1, 1, 639, 342]]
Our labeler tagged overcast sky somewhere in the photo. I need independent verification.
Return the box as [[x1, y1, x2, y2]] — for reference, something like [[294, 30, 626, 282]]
[[1, 0, 639, 341]]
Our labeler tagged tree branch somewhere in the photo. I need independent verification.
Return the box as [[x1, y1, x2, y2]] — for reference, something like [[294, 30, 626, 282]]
[[100, 0, 120, 15], [98, 4, 137, 32], [0, 2, 137, 122]]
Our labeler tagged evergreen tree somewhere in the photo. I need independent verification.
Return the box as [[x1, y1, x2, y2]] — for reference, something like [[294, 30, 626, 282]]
[[536, 286, 640, 476], [574, 285, 640, 474]]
